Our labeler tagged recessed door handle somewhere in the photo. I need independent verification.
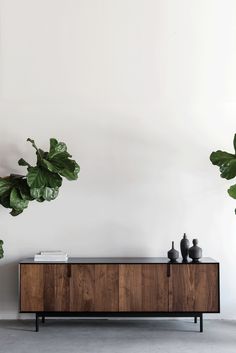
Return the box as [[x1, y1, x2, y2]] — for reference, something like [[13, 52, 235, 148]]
[[67, 264, 71, 278]]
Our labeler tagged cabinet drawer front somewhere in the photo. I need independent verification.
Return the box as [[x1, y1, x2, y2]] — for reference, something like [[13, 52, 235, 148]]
[[119, 264, 168, 312], [169, 264, 219, 312]]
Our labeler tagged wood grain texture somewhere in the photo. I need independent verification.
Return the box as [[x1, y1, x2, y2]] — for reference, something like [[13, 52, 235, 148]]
[[119, 265, 142, 311], [169, 264, 219, 312], [20, 264, 44, 312], [142, 264, 168, 311], [95, 265, 119, 311], [20, 262, 219, 314], [43, 265, 70, 311], [119, 264, 169, 312], [70, 265, 95, 311]]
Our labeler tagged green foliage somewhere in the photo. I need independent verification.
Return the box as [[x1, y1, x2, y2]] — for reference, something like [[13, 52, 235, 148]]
[[0, 138, 80, 216], [0, 240, 3, 259], [210, 133, 236, 212]]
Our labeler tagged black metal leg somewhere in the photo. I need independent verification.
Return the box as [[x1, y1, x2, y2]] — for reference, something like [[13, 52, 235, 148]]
[[35, 313, 39, 332], [42, 316, 45, 324], [200, 314, 203, 333], [194, 316, 197, 323]]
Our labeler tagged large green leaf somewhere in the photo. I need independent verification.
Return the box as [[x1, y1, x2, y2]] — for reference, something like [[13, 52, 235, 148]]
[[48, 156, 80, 180], [210, 150, 236, 179], [27, 167, 62, 189], [43, 187, 59, 201], [27, 167, 47, 188], [10, 188, 29, 211], [30, 186, 59, 201], [18, 179, 34, 201], [0, 193, 10, 208], [0, 178, 12, 196], [48, 138, 71, 159], [0, 175, 31, 214], [58, 159, 80, 180]]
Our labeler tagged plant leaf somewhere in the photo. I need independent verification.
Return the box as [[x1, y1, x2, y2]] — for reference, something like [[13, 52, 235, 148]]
[[58, 159, 80, 180], [210, 150, 236, 179], [228, 184, 236, 199], [41, 159, 56, 173], [27, 138, 38, 151], [0, 178, 12, 197], [30, 186, 59, 201], [30, 187, 44, 200], [0, 193, 10, 208], [46, 155, 80, 180], [10, 209, 23, 216], [48, 138, 71, 159], [10, 188, 29, 211], [18, 158, 32, 168], [0, 240, 3, 259], [27, 167, 47, 188], [27, 167, 62, 189], [233, 134, 236, 153], [43, 187, 59, 201], [18, 179, 34, 201]]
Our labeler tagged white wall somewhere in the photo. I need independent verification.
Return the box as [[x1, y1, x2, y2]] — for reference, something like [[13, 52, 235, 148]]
[[0, 0, 236, 319]]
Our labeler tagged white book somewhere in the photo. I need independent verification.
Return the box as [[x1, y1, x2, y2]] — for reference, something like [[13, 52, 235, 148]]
[[34, 255, 68, 262], [34, 255, 68, 258], [38, 251, 66, 255]]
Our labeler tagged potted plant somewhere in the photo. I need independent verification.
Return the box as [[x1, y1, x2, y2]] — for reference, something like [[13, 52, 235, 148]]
[[0, 138, 80, 256]]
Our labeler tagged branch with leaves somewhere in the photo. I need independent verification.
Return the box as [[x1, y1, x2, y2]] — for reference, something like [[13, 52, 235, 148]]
[[210, 133, 236, 213], [0, 138, 80, 216]]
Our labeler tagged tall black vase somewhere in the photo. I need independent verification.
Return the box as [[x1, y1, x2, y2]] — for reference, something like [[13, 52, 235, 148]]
[[180, 233, 189, 262]]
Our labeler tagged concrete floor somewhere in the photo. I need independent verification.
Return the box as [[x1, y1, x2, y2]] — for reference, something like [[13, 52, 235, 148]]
[[0, 319, 235, 353]]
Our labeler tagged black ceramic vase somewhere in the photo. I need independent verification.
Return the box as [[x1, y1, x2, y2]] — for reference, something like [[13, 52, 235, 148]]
[[189, 239, 202, 262], [167, 241, 179, 262], [180, 233, 189, 262]]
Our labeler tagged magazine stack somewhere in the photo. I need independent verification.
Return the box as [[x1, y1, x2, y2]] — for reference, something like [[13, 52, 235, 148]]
[[34, 251, 68, 262]]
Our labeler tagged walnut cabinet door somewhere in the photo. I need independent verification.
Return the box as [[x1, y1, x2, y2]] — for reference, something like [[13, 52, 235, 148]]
[[168, 264, 219, 312], [20, 264, 70, 312], [20, 264, 119, 312], [70, 264, 119, 312], [119, 264, 169, 312]]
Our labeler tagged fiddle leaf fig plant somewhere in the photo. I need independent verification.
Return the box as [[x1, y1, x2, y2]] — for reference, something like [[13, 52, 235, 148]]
[[0, 138, 80, 216], [210, 133, 236, 212]]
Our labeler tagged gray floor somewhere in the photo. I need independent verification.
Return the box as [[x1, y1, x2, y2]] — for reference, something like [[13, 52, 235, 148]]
[[0, 319, 235, 353]]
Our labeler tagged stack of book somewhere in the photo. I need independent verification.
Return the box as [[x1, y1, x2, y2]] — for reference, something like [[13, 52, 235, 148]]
[[34, 251, 68, 262]]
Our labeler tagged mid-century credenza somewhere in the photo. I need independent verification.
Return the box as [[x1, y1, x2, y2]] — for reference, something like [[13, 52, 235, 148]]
[[19, 257, 220, 332]]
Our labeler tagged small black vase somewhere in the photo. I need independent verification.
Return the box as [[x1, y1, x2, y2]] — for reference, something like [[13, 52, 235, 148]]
[[167, 241, 179, 262], [180, 233, 189, 262], [189, 239, 202, 262]]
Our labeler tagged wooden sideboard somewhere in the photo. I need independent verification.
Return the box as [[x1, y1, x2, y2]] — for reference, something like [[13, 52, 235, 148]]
[[19, 257, 220, 332]]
